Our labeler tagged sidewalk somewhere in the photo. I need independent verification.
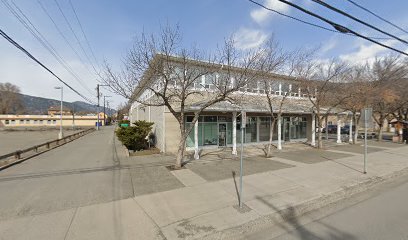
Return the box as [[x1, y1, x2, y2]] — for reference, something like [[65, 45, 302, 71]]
[[1, 143, 407, 240]]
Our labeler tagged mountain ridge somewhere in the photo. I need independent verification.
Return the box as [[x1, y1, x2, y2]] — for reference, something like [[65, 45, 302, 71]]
[[16, 93, 115, 115]]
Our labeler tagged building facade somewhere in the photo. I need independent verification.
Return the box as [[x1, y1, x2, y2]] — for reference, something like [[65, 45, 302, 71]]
[[129, 55, 320, 157], [0, 112, 106, 128]]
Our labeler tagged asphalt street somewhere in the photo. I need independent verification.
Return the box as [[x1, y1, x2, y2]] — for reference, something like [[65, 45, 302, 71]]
[[247, 174, 408, 240]]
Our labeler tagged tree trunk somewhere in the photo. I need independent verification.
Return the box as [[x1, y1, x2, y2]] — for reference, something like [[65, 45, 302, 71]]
[[175, 136, 187, 169], [325, 115, 328, 140], [377, 123, 383, 142], [317, 117, 323, 149], [353, 113, 358, 144], [175, 121, 187, 169], [265, 118, 276, 158]]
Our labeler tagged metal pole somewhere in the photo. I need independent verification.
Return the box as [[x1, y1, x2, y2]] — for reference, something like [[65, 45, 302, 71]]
[[96, 84, 100, 130], [103, 96, 106, 126], [364, 115, 367, 174], [239, 126, 244, 208], [72, 103, 75, 130], [59, 87, 63, 139]]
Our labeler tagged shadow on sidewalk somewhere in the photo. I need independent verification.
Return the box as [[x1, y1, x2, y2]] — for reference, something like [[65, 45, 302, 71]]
[[255, 196, 357, 240], [232, 171, 240, 205], [325, 158, 364, 174]]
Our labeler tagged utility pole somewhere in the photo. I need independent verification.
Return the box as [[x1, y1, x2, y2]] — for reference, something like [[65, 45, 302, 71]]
[[96, 84, 109, 130], [54, 86, 63, 139], [96, 84, 100, 130], [106, 100, 112, 125], [72, 103, 75, 130], [103, 95, 111, 126]]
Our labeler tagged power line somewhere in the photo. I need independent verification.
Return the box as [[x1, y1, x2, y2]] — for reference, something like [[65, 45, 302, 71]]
[[311, 0, 408, 45], [2, 0, 95, 96], [345, 0, 408, 35], [53, 0, 99, 75], [68, 0, 99, 68], [36, 0, 89, 73], [276, 0, 408, 57], [0, 28, 95, 104], [247, 0, 393, 40], [248, 0, 339, 33]]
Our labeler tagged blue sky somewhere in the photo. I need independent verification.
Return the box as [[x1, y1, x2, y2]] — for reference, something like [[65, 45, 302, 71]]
[[1, 0, 408, 108]]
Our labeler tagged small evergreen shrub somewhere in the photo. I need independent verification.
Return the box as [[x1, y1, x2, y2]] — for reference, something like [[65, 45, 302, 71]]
[[116, 120, 154, 151]]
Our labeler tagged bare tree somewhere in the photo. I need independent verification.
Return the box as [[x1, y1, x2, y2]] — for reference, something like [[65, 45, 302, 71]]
[[297, 59, 351, 149], [255, 38, 294, 157], [0, 82, 23, 114], [341, 64, 372, 144], [368, 56, 407, 141], [101, 25, 263, 168]]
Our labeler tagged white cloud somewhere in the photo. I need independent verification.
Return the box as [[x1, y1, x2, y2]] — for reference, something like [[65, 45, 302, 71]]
[[0, 44, 125, 108], [250, 0, 290, 24], [339, 39, 398, 64], [319, 37, 338, 55], [234, 28, 269, 50]]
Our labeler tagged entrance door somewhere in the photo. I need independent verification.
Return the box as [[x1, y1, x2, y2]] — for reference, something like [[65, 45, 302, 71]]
[[218, 123, 227, 147]]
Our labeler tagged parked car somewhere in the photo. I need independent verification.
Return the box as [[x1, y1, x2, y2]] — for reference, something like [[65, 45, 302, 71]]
[[341, 125, 356, 134], [322, 125, 337, 134]]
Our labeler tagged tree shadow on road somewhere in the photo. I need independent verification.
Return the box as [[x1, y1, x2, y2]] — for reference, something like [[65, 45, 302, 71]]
[[255, 196, 357, 240]]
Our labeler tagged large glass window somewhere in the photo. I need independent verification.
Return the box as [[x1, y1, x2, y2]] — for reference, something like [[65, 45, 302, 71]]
[[282, 116, 308, 140], [204, 74, 216, 90], [186, 123, 194, 147], [259, 117, 270, 141], [227, 122, 233, 144], [203, 123, 217, 145], [246, 117, 257, 143]]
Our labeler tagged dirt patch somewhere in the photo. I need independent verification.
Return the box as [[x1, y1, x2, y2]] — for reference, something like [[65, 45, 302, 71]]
[[129, 148, 160, 156]]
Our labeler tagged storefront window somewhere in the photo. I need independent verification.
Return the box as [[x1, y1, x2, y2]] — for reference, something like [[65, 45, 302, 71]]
[[259, 117, 270, 141], [246, 117, 257, 143], [203, 122, 217, 145], [186, 123, 194, 147]]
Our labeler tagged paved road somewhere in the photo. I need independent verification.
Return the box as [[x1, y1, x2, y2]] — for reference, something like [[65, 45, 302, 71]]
[[247, 175, 408, 240], [0, 126, 134, 221]]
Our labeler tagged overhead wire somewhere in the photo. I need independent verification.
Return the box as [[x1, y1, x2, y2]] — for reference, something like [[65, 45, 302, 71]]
[[68, 0, 99, 68], [0, 28, 96, 104], [53, 0, 99, 76], [36, 0, 89, 74], [345, 0, 408, 35], [310, 0, 408, 45], [283, 0, 408, 56], [2, 0, 95, 96], [247, 0, 393, 40], [273, 0, 408, 57]]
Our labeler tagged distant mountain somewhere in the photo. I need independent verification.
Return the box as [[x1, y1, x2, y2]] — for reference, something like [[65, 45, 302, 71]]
[[16, 93, 115, 115]]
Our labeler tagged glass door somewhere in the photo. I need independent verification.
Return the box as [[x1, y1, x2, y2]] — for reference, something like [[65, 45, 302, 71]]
[[218, 123, 227, 147]]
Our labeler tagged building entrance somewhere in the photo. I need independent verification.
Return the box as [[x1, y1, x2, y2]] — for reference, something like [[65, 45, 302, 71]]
[[218, 123, 227, 146]]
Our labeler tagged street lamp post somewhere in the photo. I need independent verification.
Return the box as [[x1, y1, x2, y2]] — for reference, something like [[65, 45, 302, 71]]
[[54, 86, 63, 139], [103, 96, 111, 126]]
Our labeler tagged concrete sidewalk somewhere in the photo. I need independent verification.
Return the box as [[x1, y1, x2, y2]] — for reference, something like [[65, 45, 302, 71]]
[[1, 144, 407, 240]]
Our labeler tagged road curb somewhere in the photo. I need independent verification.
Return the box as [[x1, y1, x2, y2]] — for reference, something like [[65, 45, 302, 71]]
[[202, 166, 408, 240]]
